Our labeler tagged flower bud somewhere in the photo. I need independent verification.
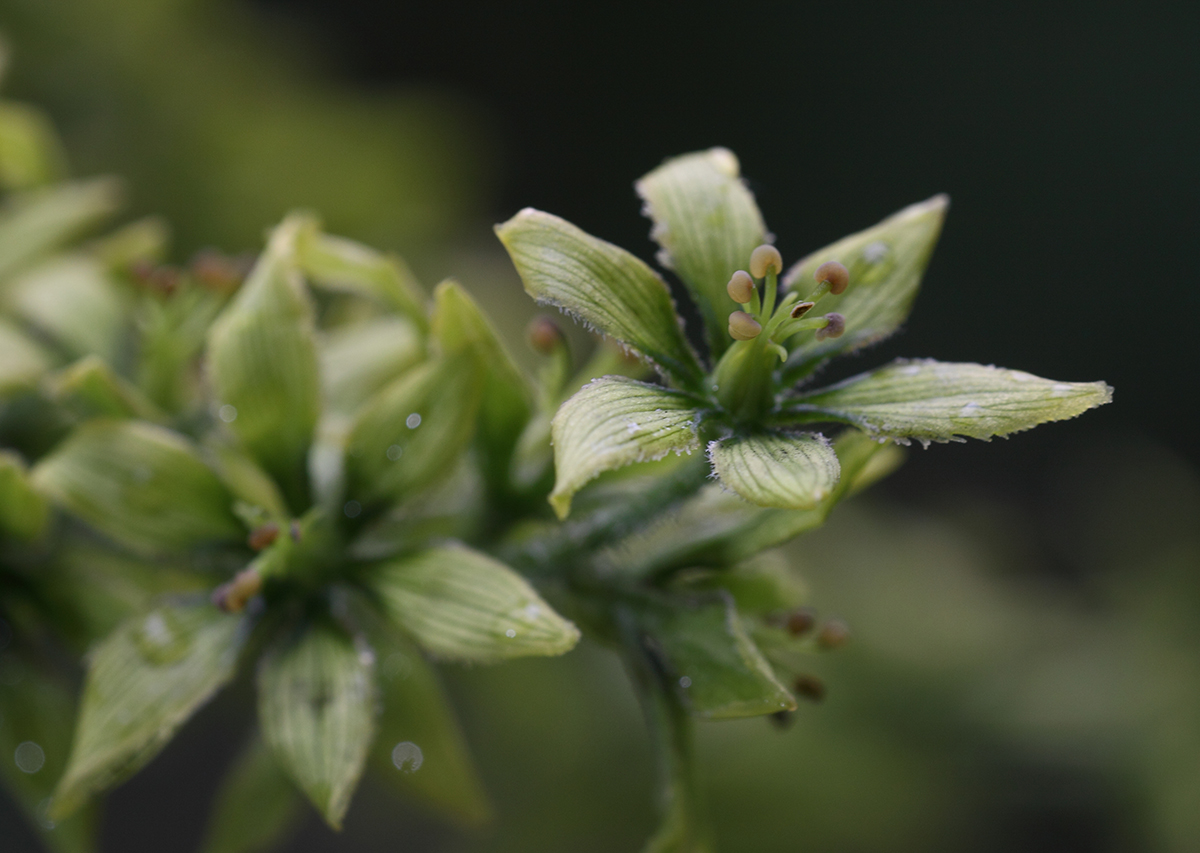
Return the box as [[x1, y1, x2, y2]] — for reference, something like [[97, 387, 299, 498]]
[[793, 674, 827, 702], [790, 301, 816, 320], [728, 310, 763, 341], [527, 315, 565, 354], [749, 244, 783, 279], [814, 260, 849, 295], [815, 312, 846, 342], [247, 522, 280, 551], [816, 617, 850, 650], [726, 270, 755, 304]]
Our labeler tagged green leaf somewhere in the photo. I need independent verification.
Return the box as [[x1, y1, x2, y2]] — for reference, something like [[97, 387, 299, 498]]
[[0, 450, 49, 541], [781, 195, 948, 380], [5, 256, 127, 364], [0, 178, 121, 281], [368, 544, 580, 663], [200, 735, 303, 853], [48, 355, 166, 422], [787, 359, 1113, 443], [632, 594, 795, 720], [257, 620, 376, 829], [0, 665, 97, 853], [32, 421, 242, 555], [52, 603, 246, 819], [0, 317, 51, 393], [709, 432, 840, 509], [549, 376, 702, 519], [319, 316, 424, 418], [345, 356, 483, 506], [296, 220, 427, 328], [496, 208, 703, 385], [0, 100, 68, 190], [207, 216, 321, 509], [367, 623, 492, 825], [431, 279, 532, 494], [636, 148, 768, 361]]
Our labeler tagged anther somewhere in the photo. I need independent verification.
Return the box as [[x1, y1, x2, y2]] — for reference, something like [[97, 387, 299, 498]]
[[816, 618, 851, 650], [790, 301, 816, 320], [247, 522, 280, 551], [785, 608, 817, 636], [527, 316, 564, 355], [728, 310, 763, 340], [814, 260, 850, 295], [815, 313, 846, 342], [749, 245, 784, 279], [212, 568, 263, 613], [793, 674, 827, 702], [726, 270, 755, 304]]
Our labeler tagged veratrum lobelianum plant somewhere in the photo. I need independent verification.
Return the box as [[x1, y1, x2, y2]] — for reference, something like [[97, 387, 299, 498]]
[[3, 128, 1111, 852]]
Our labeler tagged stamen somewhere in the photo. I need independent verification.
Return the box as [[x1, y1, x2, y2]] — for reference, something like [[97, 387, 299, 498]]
[[814, 261, 850, 295], [726, 270, 755, 304], [815, 312, 846, 341], [527, 316, 565, 354], [749, 245, 783, 279], [212, 568, 263, 613], [728, 310, 763, 340]]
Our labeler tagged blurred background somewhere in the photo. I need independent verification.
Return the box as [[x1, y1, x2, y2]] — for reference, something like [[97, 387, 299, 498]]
[[0, 0, 1197, 850]]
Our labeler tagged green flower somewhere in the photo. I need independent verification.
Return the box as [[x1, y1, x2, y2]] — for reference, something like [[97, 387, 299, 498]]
[[497, 148, 1112, 519]]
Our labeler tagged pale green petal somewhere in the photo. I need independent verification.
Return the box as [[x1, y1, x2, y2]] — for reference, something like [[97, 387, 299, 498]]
[[636, 147, 768, 360], [709, 432, 840, 509], [549, 376, 701, 519], [0, 450, 49, 541], [781, 195, 948, 379], [258, 621, 376, 830], [319, 316, 423, 418], [258, 623, 374, 830], [632, 594, 795, 720], [0, 178, 121, 281], [496, 208, 702, 385], [0, 99, 68, 190], [32, 421, 241, 555], [368, 544, 580, 663], [49, 355, 166, 422], [200, 735, 303, 853], [0, 317, 51, 393], [6, 256, 127, 364], [207, 216, 320, 506], [787, 358, 1113, 443], [52, 603, 246, 818]]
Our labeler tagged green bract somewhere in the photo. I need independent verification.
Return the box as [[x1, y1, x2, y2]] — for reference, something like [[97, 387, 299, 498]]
[[497, 147, 1112, 519]]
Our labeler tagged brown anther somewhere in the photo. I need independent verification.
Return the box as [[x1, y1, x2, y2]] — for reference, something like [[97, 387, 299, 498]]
[[790, 301, 816, 320], [793, 674, 827, 702], [769, 710, 796, 730], [749, 245, 784, 279], [785, 607, 817, 636], [212, 568, 263, 613], [247, 522, 280, 551], [815, 313, 846, 342], [815, 260, 850, 295], [726, 270, 755, 304], [728, 310, 763, 341], [816, 618, 851, 650], [527, 315, 565, 355], [190, 249, 245, 293]]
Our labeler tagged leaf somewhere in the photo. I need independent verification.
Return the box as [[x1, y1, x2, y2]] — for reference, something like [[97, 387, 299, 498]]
[[786, 358, 1113, 443], [0, 100, 68, 191], [319, 316, 423, 418], [296, 220, 426, 328], [0, 317, 51, 393], [48, 355, 166, 422], [200, 735, 303, 853], [549, 376, 702, 519], [0, 178, 121, 281], [207, 216, 321, 508], [51, 603, 246, 819], [345, 355, 483, 506], [431, 279, 532, 495], [632, 594, 795, 720], [5, 256, 127, 364], [0, 665, 97, 853], [368, 544, 580, 663], [0, 450, 49, 541], [496, 208, 703, 386], [257, 620, 376, 829], [781, 195, 948, 380], [32, 420, 242, 555], [367, 623, 492, 825], [636, 148, 768, 361], [708, 432, 840, 509]]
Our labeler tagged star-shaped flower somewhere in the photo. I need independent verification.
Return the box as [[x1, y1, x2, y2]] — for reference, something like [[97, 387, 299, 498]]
[[497, 148, 1111, 518]]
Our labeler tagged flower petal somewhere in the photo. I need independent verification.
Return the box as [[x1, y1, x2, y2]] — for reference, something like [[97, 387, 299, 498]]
[[709, 432, 840, 510]]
